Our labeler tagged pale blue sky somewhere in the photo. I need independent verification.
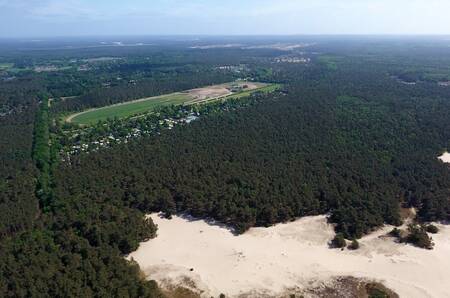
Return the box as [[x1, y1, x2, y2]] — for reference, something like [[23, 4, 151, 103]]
[[1, 0, 450, 37]]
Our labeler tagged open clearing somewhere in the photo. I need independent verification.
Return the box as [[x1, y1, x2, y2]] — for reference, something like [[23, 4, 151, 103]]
[[0, 63, 14, 70], [438, 152, 450, 163], [128, 213, 450, 298], [67, 82, 276, 125]]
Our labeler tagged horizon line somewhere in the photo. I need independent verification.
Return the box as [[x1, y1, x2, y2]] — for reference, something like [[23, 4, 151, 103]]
[[2, 33, 450, 40]]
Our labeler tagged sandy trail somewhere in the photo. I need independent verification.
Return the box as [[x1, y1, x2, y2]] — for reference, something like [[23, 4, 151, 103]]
[[185, 82, 266, 104], [128, 214, 450, 298]]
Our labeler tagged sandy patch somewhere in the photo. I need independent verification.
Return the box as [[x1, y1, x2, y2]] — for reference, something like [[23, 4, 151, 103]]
[[187, 85, 232, 101], [438, 152, 450, 163], [128, 214, 450, 298], [185, 82, 266, 104]]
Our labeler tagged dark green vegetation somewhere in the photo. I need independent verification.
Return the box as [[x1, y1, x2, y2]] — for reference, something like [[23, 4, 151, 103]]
[[406, 224, 434, 249], [0, 44, 164, 297], [55, 49, 450, 238], [288, 277, 398, 298], [426, 224, 439, 234], [348, 239, 360, 250], [53, 69, 235, 114], [390, 224, 435, 249], [58, 89, 279, 157], [0, 78, 41, 240], [366, 282, 399, 298], [318, 55, 340, 70], [1, 37, 450, 296], [331, 234, 347, 248], [33, 96, 52, 207]]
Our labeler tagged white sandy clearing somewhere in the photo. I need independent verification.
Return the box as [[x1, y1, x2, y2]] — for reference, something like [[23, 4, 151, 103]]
[[128, 214, 450, 298], [438, 152, 450, 163], [185, 82, 266, 104]]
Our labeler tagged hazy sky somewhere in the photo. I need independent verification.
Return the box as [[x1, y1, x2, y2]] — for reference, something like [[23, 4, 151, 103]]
[[1, 0, 450, 37]]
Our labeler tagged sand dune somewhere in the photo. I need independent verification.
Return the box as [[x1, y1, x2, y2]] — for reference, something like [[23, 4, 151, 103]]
[[128, 214, 450, 297], [438, 152, 450, 163]]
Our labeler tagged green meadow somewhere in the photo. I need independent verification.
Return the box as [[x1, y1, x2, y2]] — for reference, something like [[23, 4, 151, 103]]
[[67, 83, 280, 125], [69, 93, 189, 125]]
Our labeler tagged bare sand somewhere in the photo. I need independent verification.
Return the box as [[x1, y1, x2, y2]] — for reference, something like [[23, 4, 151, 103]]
[[187, 85, 232, 101], [186, 82, 266, 104], [438, 152, 450, 163], [128, 214, 450, 298]]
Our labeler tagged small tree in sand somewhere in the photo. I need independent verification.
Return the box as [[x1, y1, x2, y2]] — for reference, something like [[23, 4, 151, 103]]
[[425, 224, 439, 234], [331, 233, 346, 248], [407, 224, 434, 249], [348, 239, 360, 250]]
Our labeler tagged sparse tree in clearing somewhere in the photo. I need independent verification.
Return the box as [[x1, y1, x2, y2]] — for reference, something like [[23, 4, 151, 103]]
[[425, 224, 439, 234], [348, 239, 360, 250], [389, 227, 401, 238], [331, 233, 346, 248], [407, 224, 434, 249]]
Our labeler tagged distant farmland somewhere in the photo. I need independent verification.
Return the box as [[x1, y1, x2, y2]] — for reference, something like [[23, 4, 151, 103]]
[[0, 63, 14, 70], [67, 82, 279, 125]]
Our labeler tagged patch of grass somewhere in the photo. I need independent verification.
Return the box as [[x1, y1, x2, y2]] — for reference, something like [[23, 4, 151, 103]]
[[423, 72, 450, 82], [8, 67, 31, 73], [70, 93, 189, 125], [337, 95, 363, 104], [0, 63, 14, 70], [318, 55, 340, 70], [366, 282, 398, 298], [221, 83, 281, 100]]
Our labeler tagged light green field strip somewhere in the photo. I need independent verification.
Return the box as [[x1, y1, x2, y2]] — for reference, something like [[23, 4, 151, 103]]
[[68, 93, 189, 125], [67, 82, 280, 125], [223, 83, 281, 100], [0, 63, 14, 70]]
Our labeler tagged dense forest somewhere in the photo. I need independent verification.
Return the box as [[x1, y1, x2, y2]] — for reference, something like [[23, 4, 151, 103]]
[[0, 48, 163, 297], [1, 37, 450, 296], [53, 61, 450, 237], [0, 79, 41, 239]]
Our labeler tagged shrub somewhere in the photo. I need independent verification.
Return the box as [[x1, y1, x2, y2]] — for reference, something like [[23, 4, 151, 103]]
[[331, 233, 346, 248], [407, 224, 434, 249], [425, 224, 439, 234], [348, 239, 360, 250], [389, 227, 400, 238], [368, 288, 389, 298]]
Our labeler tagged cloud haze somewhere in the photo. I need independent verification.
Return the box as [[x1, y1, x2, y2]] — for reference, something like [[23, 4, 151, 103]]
[[1, 0, 450, 37]]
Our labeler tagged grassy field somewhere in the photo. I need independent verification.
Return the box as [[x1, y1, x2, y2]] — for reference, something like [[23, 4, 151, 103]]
[[67, 82, 279, 125], [0, 63, 14, 70], [318, 55, 339, 70], [68, 93, 188, 125], [224, 84, 281, 100]]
